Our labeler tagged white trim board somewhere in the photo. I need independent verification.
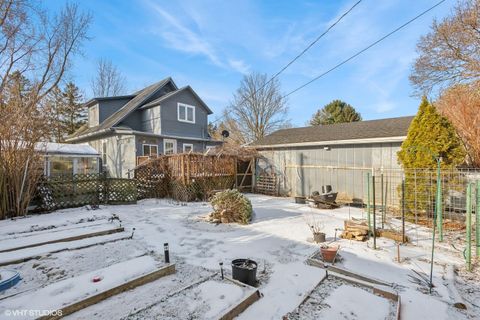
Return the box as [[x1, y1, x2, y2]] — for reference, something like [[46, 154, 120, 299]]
[[254, 136, 406, 149]]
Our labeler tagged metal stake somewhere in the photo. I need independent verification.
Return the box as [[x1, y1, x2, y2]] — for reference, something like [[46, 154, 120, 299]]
[[164, 243, 170, 264], [219, 262, 224, 279]]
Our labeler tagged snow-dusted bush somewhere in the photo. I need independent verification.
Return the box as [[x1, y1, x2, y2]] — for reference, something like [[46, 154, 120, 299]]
[[210, 189, 252, 224]]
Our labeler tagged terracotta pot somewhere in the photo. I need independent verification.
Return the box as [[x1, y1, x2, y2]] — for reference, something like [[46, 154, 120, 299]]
[[313, 232, 326, 243], [320, 245, 339, 263]]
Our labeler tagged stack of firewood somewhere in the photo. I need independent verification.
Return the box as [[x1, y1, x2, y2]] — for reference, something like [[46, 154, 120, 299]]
[[340, 219, 369, 241]]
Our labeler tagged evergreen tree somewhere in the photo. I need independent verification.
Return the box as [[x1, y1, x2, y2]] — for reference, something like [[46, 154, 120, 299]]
[[397, 97, 465, 169], [310, 100, 361, 126], [45, 86, 67, 142], [397, 97, 466, 214], [44, 82, 85, 142], [62, 82, 86, 135]]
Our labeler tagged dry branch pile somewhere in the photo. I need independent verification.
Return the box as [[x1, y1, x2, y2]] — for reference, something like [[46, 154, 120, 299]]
[[209, 189, 252, 224]]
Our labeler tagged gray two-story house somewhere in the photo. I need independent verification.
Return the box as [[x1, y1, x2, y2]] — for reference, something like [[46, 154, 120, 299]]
[[66, 77, 222, 178]]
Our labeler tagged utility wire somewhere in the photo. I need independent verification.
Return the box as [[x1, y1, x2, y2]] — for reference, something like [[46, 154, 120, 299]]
[[210, 0, 363, 124], [283, 0, 447, 98]]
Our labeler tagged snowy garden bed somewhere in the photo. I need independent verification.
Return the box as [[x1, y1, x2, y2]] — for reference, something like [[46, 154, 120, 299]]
[[125, 276, 259, 320], [285, 275, 397, 320], [1, 256, 173, 320], [0, 195, 477, 319]]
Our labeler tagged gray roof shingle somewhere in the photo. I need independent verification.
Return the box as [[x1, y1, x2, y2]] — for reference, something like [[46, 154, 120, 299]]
[[68, 78, 174, 140], [251, 116, 414, 147], [141, 85, 213, 114]]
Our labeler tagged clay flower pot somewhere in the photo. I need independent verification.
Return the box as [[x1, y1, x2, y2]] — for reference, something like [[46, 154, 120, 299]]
[[320, 245, 339, 263]]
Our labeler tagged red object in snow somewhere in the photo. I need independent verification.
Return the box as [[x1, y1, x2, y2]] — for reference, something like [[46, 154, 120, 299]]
[[92, 276, 102, 283]]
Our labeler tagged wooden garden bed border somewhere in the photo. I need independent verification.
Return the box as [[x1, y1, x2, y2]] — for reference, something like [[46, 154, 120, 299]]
[[39, 263, 176, 320], [306, 252, 402, 319], [0, 233, 131, 267], [0, 226, 124, 253], [218, 277, 261, 320]]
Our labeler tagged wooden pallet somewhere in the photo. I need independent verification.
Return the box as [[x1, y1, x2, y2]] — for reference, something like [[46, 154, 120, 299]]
[[255, 175, 278, 196]]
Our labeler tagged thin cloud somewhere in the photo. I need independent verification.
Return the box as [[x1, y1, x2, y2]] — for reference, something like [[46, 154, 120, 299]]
[[228, 59, 251, 75], [144, 0, 249, 74]]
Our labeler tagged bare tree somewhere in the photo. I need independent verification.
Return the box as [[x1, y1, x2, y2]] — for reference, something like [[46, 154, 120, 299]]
[[0, 1, 91, 218], [225, 72, 290, 143], [90, 58, 126, 97], [410, 0, 480, 95], [435, 81, 480, 167]]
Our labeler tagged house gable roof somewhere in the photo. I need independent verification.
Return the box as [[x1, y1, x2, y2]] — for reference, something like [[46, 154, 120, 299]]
[[83, 95, 136, 109], [68, 77, 176, 140], [251, 116, 414, 147], [140, 85, 213, 114]]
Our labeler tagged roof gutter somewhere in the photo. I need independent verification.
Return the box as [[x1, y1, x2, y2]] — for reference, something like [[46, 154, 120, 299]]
[[253, 136, 407, 149], [64, 128, 114, 142], [128, 130, 222, 143]]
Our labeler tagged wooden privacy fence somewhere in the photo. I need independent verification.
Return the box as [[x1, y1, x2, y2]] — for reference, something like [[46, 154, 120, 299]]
[[135, 153, 239, 201], [36, 173, 137, 211]]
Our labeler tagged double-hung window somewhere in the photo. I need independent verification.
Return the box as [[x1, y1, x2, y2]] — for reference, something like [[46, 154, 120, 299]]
[[177, 103, 195, 123], [164, 139, 177, 155], [142, 144, 158, 156]]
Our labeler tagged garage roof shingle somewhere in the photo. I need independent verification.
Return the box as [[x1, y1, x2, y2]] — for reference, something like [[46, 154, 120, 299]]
[[251, 116, 414, 147]]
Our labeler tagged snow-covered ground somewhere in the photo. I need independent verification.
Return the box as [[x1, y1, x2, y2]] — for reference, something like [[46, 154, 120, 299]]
[[0, 194, 478, 319]]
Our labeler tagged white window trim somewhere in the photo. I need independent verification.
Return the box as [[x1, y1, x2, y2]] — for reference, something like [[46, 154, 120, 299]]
[[177, 103, 196, 124], [163, 139, 177, 155], [183, 143, 194, 153], [142, 144, 158, 156]]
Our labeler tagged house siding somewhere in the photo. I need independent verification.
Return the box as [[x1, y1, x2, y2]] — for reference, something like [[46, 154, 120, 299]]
[[257, 142, 402, 200], [88, 134, 135, 178], [134, 134, 216, 156], [97, 98, 133, 123], [158, 90, 209, 139]]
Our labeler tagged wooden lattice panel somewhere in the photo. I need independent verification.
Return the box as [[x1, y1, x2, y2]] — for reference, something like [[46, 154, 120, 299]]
[[255, 175, 278, 196]]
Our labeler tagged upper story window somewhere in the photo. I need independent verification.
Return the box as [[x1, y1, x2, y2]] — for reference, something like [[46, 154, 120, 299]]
[[88, 105, 99, 127], [177, 103, 195, 124]]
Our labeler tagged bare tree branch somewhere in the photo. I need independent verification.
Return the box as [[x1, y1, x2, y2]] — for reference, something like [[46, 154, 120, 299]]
[[225, 72, 290, 143], [90, 58, 127, 97]]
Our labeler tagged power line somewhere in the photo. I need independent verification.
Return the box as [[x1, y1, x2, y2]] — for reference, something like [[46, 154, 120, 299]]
[[283, 0, 447, 98], [211, 0, 363, 124]]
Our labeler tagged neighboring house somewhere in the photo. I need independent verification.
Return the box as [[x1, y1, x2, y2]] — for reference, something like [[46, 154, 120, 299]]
[[36, 142, 100, 176], [250, 116, 414, 199], [66, 78, 222, 178]]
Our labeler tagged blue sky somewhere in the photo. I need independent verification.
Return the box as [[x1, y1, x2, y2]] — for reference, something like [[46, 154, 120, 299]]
[[47, 0, 453, 126]]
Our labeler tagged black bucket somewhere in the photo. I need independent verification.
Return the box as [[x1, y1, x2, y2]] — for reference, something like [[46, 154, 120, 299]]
[[231, 259, 257, 286]]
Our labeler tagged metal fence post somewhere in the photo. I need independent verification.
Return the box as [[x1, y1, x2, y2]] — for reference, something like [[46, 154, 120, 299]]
[[372, 175, 376, 250], [366, 172, 371, 235], [381, 172, 384, 229], [466, 183, 472, 271], [476, 180, 480, 257], [436, 159, 443, 242], [402, 177, 406, 243]]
